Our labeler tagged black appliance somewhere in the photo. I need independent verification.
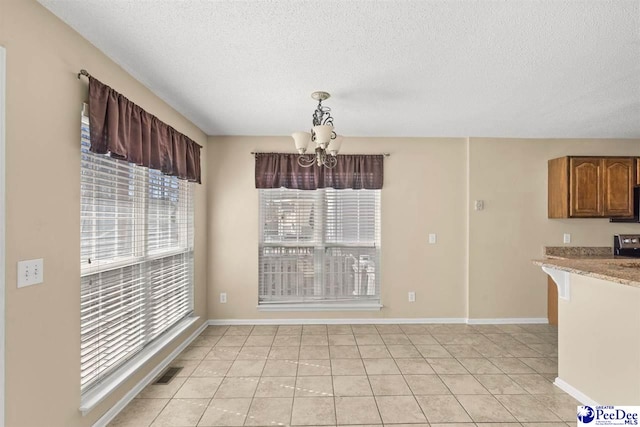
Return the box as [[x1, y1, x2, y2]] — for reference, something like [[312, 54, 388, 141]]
[[614, 234, 640, 257], [610, 187, 640, 223]]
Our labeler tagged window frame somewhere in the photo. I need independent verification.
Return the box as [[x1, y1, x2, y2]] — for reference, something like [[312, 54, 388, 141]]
[[80, 112, 196, 412], [258, 187, 382, 311]]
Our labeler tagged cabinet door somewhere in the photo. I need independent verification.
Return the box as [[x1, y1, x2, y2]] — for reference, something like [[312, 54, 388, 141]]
[[569, 157, 602, 217], [603, 157, 634, 217]]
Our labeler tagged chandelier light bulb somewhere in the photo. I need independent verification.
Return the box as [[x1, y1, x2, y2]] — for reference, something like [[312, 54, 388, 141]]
[[292, 131, 310, 154], [312, 125, 333, 146], [328, 135, 343, 156]]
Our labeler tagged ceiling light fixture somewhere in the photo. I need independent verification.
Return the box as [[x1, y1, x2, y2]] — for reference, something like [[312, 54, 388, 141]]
[[292, 91, 343, 168]]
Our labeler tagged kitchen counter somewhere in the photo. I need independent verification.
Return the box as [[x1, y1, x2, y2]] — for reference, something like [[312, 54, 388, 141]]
[[533, 246, 640, 288], [534, 246, 640, 405], [543, 245, 614, 259]]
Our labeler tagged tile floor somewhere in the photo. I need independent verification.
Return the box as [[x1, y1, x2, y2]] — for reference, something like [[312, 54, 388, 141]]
[[109, 323, 579, 427]]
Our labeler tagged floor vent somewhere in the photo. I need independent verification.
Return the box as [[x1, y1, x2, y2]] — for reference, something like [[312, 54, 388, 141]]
[[154, 366, 182, 385]]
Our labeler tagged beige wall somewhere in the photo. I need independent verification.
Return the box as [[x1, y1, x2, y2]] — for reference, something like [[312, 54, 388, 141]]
[[207, 136, 640, 322], [558, 274, 640, 404], [4, 0, 640, 425], [468, 138, 640, 319], [0, 1, 208, 426], [206, 136, 469, 320]]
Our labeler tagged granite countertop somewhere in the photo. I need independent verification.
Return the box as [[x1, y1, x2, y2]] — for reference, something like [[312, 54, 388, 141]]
[[533, 246, 640, 288], [543, 246, 614, 259]]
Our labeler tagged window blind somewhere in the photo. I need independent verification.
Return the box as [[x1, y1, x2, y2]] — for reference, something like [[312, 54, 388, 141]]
[[259, 188, 380, 304], [80, 115, 194, 393]]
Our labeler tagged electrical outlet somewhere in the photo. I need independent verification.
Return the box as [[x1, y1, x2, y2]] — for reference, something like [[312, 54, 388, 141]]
[[563, 233, 571, 244], [408, 291, 416, 302], [17, 258, 44, 288], [220, 293, 227, 303], [428, 234, 437, 244], [474, 200, 484, 211]]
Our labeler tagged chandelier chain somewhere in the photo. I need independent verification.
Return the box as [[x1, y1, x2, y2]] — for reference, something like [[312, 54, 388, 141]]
[[312, 100, 334, 127], [293, 91, 340, 169]]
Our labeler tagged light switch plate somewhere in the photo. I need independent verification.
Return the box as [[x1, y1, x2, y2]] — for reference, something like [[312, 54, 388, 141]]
[[17, 258, 44, 288], [428, 234, 437, 244]]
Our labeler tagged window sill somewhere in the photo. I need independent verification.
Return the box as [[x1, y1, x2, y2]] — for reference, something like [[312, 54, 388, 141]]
[[257, 303, 382, 312], [80, 316, 198, 415]]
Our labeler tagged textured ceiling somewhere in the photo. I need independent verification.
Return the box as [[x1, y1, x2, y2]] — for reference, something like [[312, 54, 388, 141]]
[[38, 0, 640, 138]]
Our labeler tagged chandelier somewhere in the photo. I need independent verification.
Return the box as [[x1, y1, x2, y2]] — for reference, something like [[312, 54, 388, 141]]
[[292, 91, 343, 168]]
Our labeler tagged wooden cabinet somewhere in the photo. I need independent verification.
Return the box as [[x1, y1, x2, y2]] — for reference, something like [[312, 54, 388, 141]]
[[547, 277, 557, 326], [548, 156, 635, 218], [569, 157, 601, 217], [603, 158, 636, 216]]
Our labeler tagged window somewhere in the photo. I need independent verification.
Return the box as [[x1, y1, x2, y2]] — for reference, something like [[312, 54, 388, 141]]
[[80, 116, 194, 394], [259, 188, 381, 307]]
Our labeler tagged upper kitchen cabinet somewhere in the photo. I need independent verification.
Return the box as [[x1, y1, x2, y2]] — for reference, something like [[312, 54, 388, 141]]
[[602, 158, 635, 217], [548, 156, 635, 218]]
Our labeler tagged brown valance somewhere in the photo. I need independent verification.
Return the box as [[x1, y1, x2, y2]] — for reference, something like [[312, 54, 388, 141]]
[[88, 76, 202, 183], [255, 153, 384, 190]]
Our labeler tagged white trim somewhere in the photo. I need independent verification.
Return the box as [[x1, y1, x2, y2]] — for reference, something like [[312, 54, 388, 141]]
[[554, 377, 599, 406], [92, 318, 208, 427], [81, 316, 200, 416], [0, 45, 6, 427], [209, 318, 469, 325], [91, 319, 206, 427], [542, 266, 571, 300], [257, 303, 383, 312], [209, 317, 548, 325], [466, 317, 549, 325]]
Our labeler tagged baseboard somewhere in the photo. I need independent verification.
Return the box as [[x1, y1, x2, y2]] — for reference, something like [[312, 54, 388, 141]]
[[92, 320, 208, 427], [467, 317, 549, 325], [208, 318, 469, 325], [207, 317, 547, 325], [554, 377, 599, 406]]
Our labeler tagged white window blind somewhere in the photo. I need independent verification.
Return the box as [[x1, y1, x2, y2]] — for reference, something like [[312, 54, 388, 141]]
[[259, 188, 381, 305], [80, 115, 194, 394]]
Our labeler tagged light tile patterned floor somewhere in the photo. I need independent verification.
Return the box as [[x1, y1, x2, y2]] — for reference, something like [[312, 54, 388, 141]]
[[109, 323, 578, 427]]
